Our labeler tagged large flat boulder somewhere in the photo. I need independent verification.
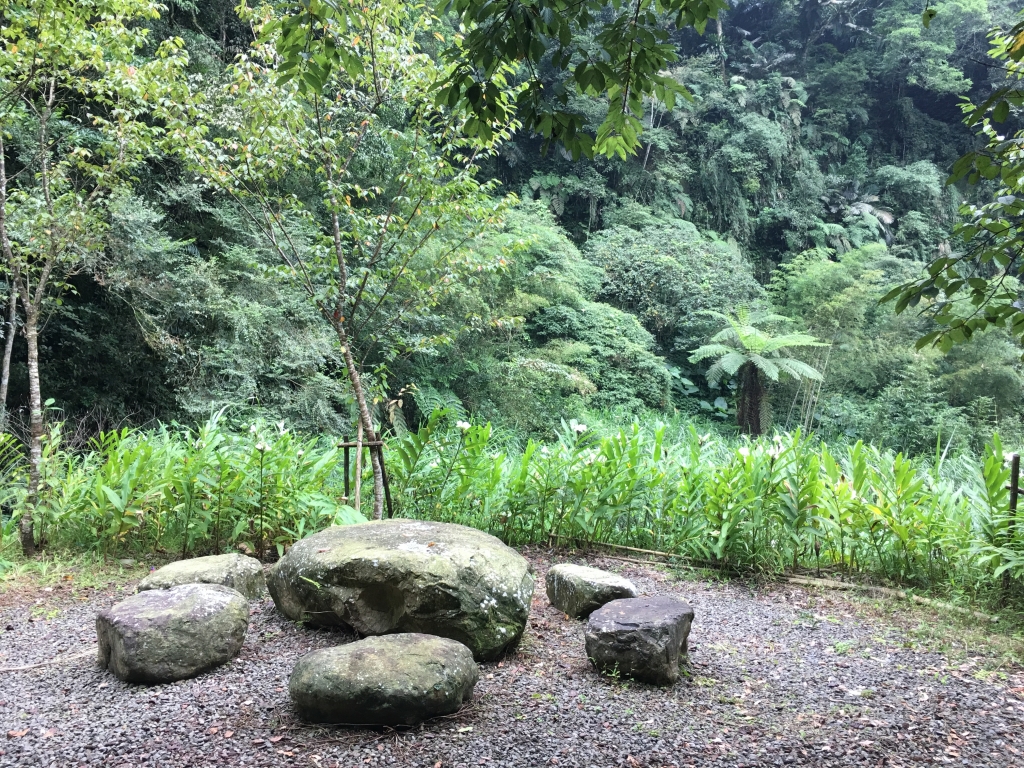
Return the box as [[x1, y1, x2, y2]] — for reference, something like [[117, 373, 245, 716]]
[[267, 520, 534, 660], [97, 584, 249, 684], [546, 563, 637, 618], [289, 634, 478, 725], [137, 553, 266, 599], [584, 596, 694, 685]]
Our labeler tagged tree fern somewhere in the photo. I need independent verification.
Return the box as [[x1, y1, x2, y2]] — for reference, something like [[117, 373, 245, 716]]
[[690, 310, 823, 435]]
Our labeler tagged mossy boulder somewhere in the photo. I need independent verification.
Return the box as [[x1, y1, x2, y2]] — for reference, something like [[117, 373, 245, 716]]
[[545, 563, 637, 618], [138, 553, 266, 600], [289, 634, 478, 725], [268, 519, 534, 660], [97, 583, 249, 684]]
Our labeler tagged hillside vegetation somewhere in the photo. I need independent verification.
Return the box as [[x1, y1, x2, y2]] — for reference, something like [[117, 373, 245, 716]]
[[2, 0, 1024, 609]]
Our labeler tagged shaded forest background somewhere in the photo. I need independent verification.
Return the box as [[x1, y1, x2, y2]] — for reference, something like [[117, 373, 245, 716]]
[[5, 0, 1022, 457]]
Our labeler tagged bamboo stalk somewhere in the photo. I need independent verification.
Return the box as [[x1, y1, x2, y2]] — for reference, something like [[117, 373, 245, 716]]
[[784, 575, 999, 623], [547, 535, 726, 570], [591, 553, 699, 569]]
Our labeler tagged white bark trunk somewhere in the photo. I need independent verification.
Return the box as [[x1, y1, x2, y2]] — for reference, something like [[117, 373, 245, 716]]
[[21, 304, 41, 556], [0, 284, 17, 420]]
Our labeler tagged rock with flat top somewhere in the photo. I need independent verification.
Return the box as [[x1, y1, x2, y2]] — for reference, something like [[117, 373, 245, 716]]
[[289, 633, 478, 724], [268, 519, 533, 660], [584, 596, 694, 685], [546, 563, 637, 618], [97, 583, 249, 684], [138, 553, 266, 600]]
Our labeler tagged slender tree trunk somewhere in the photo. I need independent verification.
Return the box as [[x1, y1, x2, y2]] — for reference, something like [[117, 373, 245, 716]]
[[801, 343, 832, 434], [20, 303, 41, 555], [14, 81, 58, 556], [716, 17, 727, 84], [0, 134, 16, 427], [639, 99, 655, 173], [0, 283, 17, 422], [333, 322, 384, 519], [327, 201, 385, 520]]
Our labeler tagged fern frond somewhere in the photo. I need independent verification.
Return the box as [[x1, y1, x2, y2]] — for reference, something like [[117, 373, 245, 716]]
[[717, 351, 748, 377], [748, 354, 780, 381], [689, 343, 733, 363], [760, 333, 824, 354], [706, 360, 726, 387], [709, 326, 741, 344], [775, 358, 823, 381]]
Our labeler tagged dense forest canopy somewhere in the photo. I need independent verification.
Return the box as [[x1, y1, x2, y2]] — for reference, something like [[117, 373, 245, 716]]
[[1, 0, 1023, 460]]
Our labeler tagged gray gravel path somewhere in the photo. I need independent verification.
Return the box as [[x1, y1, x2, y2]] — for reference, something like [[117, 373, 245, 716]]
[[2, 551, 1023, 767]]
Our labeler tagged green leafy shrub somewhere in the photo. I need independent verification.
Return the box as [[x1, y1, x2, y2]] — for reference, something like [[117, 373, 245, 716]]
[[391, 409, 1024, 600], [5, 408, 1024, 608], [2, 413, 361, 559]]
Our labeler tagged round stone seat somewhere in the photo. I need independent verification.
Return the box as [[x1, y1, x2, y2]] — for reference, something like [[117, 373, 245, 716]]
[[138, 553, 266, 599], [268, 519, 534, 660], [546, 563, 638, 618], [584, 595, 694, 685], [289, 634, 479, 725], [97, 583, 249, 684]]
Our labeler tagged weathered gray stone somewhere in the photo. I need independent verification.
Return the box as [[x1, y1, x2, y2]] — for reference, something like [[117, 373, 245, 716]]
[[97, 584, 249, 684], [267, 520, 533, 660], [138, 553, 266, 599], [289, 633, 478, 725], [546, 563, 637, 618], [584, 596, 694, 685]]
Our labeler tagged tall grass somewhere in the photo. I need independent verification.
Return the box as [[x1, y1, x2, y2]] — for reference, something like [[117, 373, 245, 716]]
[[391, 411, 1024, 602], [0, 412, 359, 564], [3, 408, 1023, 608]]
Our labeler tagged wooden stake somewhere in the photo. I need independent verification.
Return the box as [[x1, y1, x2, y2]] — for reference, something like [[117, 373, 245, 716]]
[[343, 434, 350, 500], [353, 422, 363, 514], [377, 445, 394, 519]]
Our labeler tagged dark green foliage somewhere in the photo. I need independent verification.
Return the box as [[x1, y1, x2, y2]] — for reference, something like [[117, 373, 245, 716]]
[[5, 275, 176, 422], [583, 221, 763, 358], [864, 361, 969, 457], [529, 300, 672, 411], [885, 19, 1024, 357], [102, 194, 352, 432], [393, 205, 673, 433], [1, 0, 1021, 465]]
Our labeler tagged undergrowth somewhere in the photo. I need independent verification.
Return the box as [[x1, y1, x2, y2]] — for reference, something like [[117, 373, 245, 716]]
[[0, 410, 360, 568], [3, 408, 1024, 616], [391, 409, 1024, 610]]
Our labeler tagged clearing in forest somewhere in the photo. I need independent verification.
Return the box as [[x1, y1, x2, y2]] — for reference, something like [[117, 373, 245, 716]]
[[1, 553, 1022, 768]]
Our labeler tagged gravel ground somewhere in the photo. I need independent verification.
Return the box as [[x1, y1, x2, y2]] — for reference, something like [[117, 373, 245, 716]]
[[2, 551, 1024, 768]]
